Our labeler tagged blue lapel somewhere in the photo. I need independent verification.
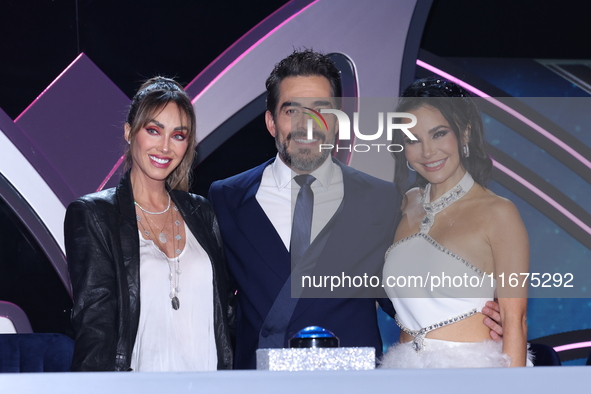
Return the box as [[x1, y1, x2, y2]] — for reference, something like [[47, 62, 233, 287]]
[[223, 159, 290, 282]]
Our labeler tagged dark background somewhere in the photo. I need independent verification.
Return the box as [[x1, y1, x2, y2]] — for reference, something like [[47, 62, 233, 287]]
[[1, 0, 590, 120]]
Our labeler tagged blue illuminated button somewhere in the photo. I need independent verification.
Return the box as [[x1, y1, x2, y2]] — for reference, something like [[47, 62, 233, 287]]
[[289, 326, 340, 348]]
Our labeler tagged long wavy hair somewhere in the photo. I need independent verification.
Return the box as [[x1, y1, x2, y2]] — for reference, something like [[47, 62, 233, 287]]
[[392, 77, 492, 198], [124, 76, 197, 191]]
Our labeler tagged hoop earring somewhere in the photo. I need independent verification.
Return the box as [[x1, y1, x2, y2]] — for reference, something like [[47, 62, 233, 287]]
[[463, 144, 470, 158], [406, 161, 415, 172]]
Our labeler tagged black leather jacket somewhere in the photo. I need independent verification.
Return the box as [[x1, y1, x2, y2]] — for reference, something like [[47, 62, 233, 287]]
[[65, 172, 234, 371]]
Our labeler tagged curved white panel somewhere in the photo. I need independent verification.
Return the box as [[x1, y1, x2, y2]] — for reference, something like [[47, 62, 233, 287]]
[[0, 129, 66, 252], [0, 317, 17, 334]]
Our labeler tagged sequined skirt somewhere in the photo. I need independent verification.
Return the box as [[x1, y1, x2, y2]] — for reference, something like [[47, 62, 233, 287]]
[[379, 338, 533, 368]]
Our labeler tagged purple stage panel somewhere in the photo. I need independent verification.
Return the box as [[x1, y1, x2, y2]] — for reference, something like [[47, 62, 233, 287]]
[[14, 53, 129, 205]]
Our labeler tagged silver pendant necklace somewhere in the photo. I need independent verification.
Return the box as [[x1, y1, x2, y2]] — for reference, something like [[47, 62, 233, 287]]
[[137, 203, 183, 310], [140, 208, 170, 244], [169, 205, 182, 310]]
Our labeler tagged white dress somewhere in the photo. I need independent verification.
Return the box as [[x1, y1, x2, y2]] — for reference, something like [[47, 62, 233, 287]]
[[380, 172, 532, 368]]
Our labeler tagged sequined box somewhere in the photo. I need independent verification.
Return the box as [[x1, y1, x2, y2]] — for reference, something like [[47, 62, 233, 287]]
[[256, 347, 375, 371]]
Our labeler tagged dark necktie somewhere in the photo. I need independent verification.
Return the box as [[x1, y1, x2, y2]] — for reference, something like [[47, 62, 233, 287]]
[[291, 174, 315, 263]]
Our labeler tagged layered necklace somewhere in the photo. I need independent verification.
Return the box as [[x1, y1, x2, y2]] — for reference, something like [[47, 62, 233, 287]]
[[135, 192, 171, 215], [136, 193, 183, 310]]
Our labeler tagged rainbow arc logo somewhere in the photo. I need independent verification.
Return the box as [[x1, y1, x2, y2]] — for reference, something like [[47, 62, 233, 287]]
[[302, 107, 328, 130]]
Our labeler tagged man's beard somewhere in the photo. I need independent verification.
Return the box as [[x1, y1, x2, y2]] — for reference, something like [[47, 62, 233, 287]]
[[276, 130, 334, 173]]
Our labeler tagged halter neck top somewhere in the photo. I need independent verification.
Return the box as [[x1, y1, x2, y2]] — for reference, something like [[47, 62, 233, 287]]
[[383, 172, 495, 351]]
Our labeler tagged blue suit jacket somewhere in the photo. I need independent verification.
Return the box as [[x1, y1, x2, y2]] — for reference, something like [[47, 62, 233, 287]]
[[209, 158, 401, 369]]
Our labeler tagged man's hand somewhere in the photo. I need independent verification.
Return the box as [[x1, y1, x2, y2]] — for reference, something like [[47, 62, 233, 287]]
[[482, 300, 503, 341]]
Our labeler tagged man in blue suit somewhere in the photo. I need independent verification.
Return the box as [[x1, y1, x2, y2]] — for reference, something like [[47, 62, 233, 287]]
[[209, 50, 401, 369], [209, 50, 503, 369]]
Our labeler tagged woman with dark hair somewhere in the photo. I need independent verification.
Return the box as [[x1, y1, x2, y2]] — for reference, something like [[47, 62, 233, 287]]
[[65, 77, 233, 371], [381, 77, 531, 368]]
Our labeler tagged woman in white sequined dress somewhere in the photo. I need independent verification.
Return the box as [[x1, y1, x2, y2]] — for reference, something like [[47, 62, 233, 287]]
[[380, 77, 531, 368]]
